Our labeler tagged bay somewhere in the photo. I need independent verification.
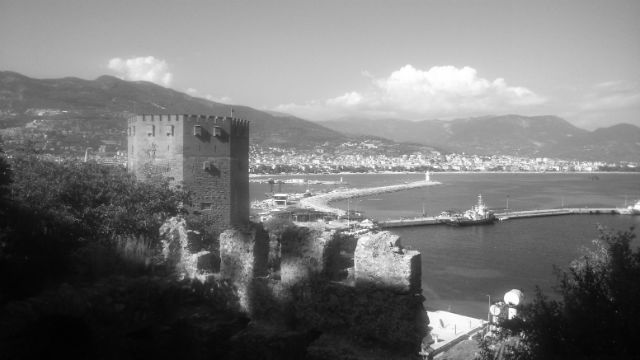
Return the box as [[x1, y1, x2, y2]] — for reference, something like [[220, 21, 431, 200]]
[[250, 172, 640, 318]]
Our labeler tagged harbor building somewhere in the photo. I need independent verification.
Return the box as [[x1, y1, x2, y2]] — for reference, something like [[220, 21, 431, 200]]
[[127, 114, 250, 234]]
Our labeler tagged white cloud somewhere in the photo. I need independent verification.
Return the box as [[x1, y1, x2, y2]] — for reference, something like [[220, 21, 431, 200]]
[[180, 87, 232, 104], [275, 64, 545, 120], [205, 94, 233, 104], [562, 80, 640, 129], [108, 56, 173, 87], [579, 80, 640, 111]]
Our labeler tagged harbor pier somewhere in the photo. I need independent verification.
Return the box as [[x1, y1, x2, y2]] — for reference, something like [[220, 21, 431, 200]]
[[379, 207, 625, 229]]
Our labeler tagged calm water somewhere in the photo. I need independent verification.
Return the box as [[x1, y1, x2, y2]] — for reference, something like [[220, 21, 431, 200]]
[[250, 173, 640, 318]]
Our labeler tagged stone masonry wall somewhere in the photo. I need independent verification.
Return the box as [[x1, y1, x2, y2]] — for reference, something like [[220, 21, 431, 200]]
[[354, 231, 421, 294], [280, 227, 334, 285], [127, 114, 185, 183], [127, 114, 249, 235], [219, 225, 269, 314]]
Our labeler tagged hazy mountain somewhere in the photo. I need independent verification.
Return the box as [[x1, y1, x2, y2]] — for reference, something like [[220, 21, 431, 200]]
[[0, 71, 348, 148], [1, 71, 636, 161], [319, 115, 640, 161]]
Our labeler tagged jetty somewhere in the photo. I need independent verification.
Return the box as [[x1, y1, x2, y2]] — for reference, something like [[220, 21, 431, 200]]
[[494, 207, 620, 220], [379, 207, 626, 229], [298, 180, 441, 216]]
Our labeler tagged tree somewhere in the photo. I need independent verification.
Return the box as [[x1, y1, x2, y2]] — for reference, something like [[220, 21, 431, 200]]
[[480, 227, 640, 360], [0, 154, 189, 303]]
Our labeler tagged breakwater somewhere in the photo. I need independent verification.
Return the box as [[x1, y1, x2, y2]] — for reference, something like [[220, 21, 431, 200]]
[[379, 207, 627, 228], [298, 180, 441, 216], [494, 207, 620, 220]]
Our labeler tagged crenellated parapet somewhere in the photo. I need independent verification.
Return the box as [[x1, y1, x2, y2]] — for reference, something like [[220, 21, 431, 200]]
[[127, 113, 250, 234]]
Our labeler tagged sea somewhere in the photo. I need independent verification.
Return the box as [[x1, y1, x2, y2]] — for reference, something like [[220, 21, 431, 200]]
[[250, 172, 640, 318]]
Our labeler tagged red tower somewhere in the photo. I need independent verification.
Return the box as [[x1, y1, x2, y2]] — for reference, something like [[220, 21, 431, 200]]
[[127, 114, 250, 234]]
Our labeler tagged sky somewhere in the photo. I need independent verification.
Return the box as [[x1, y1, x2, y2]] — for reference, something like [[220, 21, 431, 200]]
[[1, 0, 639, 130]]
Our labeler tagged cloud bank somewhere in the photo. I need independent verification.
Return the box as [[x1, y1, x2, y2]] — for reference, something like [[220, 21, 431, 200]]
[[276, 65, 545, 120], [108, 56, 173, 87], [185, 87, 232, 104], [579, 80, 640, 112], [565, 79, 640, 129]]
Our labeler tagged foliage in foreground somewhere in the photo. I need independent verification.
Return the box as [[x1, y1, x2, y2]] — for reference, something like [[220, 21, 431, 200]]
[[480, 227, 640, 360], [0, 152, 189, 303]]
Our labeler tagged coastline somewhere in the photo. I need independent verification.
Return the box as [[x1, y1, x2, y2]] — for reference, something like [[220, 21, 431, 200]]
[[250, 170, 640, 178], [299, 180, 441, 216]]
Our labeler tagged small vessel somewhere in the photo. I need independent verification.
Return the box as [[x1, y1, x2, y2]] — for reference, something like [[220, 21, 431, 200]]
[[618, 199, 640, 215], [445, 194, 496, 226]]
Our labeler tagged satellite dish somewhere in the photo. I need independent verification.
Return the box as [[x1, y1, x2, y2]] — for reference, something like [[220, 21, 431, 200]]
[[504, 289, 524, 306], [490, 304, 501, 316]]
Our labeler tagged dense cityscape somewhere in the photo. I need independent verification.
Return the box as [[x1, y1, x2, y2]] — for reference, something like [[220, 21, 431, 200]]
[[249, 142, 637, 174]]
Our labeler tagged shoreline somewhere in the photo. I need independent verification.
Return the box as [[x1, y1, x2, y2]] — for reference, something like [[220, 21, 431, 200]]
[[298, 180, 441, 216], [250, 170, 640, 178]]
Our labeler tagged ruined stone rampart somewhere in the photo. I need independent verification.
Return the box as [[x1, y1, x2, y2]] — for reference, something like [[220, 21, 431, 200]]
[[280, 226, 334, 285], [354, 231, 422, 294], [161, 220, 427, 356], [219, 225, 269, 313]]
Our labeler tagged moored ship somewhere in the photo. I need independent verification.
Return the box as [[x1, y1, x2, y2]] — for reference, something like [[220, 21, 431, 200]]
[[444, 194, 496, 226]]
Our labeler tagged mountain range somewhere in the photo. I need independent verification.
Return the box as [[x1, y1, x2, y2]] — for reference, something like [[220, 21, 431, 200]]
[[0, 71, 348, 148], [320, 116, 640, 161], [0, 71, 638, 162]]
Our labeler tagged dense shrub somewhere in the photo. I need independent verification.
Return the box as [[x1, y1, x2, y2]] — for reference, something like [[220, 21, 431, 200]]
[[0, 154, 188, 303], [0, 276, 246, 360], [480, 227, 640, 360]]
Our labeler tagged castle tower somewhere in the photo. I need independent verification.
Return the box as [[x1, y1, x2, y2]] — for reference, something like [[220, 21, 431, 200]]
[[127, 114, 250, 234]]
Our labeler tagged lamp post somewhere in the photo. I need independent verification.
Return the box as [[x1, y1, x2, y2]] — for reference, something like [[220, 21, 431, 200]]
[[506, 195, 509, 214], [486, 294, 491, 325], [347, 198, 350, 228]]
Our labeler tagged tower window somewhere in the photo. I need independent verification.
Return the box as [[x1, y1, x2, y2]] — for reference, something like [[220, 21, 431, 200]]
[[213, 126, 223, 137], [193, 125, 202, 136], [147, 125, 155, 136], [165, 125, 174, 136]]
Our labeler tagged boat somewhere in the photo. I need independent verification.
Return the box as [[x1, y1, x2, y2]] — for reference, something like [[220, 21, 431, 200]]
[[444, 194, 496, 226], [618, 199, 640, 215]]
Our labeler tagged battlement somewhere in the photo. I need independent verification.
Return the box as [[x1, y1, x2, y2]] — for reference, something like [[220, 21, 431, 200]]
[[127, 113, 250, 234], [127, 114, 249, 137]]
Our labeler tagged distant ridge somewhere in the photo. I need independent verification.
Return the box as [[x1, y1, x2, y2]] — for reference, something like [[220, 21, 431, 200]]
[[319, 115, 640, 162], [0, 71, 637, 161], [0, 71, 348, 148]]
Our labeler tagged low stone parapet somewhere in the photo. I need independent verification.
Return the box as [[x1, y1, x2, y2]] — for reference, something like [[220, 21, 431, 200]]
[[354, 231, 421, 294]]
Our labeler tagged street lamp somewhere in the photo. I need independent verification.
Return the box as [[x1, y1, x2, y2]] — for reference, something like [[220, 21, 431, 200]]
[[486, 294, 491, 325]]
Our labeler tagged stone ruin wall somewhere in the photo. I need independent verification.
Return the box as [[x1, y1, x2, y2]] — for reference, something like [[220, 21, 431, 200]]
[[216, 226, 428, 354], [160, 215, 427, 355]]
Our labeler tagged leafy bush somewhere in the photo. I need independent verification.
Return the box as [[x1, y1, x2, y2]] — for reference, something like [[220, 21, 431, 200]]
[[0, 276, 246, 360], [0, 154, 188, 303], [480, 227, 640, 360]]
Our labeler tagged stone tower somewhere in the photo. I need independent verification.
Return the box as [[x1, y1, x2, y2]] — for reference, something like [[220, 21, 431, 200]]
[[127, 114, 250, 234]]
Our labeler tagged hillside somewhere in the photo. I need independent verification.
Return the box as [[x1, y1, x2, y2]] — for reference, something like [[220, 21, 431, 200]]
[[0, 71, 348, 149], [319, 115, 640, 162], [1, 71, 637, 162]]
